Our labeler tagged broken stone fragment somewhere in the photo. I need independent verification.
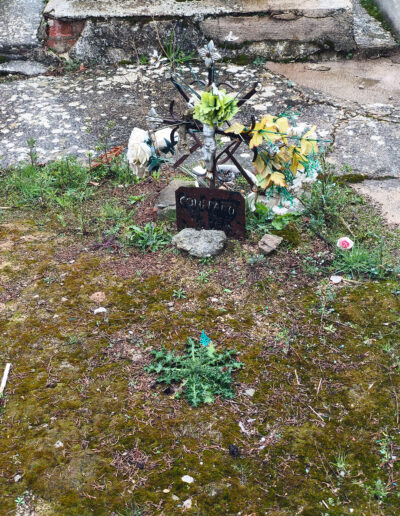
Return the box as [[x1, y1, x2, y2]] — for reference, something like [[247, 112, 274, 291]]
[[155, 179, 196, 221], [172, 229, 226, 258], [258, 234, 283, 255]]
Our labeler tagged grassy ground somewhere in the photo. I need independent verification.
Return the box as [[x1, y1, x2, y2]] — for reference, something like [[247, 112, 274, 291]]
[[0, 155, 400, 515]]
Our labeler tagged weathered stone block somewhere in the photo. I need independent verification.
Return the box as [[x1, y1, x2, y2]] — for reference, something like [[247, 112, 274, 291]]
[[44, 0, 356, 63], [172, 228, 227, 258], [155, 179, 196, 221], [258, 234, 283, 255]]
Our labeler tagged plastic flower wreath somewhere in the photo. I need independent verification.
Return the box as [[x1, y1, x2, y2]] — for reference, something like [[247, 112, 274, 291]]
[[226, 114, 321, 198]]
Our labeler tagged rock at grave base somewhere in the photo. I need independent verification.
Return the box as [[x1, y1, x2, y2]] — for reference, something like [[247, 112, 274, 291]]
[[258, 234, 283, 255], [172, 229, 226, 258], [155, 179, 195, 221]]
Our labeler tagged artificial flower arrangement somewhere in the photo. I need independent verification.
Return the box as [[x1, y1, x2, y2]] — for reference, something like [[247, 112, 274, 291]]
[[193, 86, 239, 128], [126, 39, 325, 212], [127, 126, 176, 178]]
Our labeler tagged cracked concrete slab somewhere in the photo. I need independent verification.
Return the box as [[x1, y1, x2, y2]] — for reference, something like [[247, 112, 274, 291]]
[[329, 116, 400, 178], [44, 0, 352, 19], [353, 179, 400, 224], [0, 60, 47, 76], [265, 53, 400, 107], [352, 0, 397, 51], [0, 64, 271, 167]]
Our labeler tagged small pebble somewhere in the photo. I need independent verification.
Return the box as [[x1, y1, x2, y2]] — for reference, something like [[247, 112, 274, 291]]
[[181, 475, 194, 484], [163, 488, 170, 493], [54, 440, 64, 448], [244, 388, 255, 397], [90, 291, 106, 303], [182, 499, 192, 509], [172, 495, 179, 501], [93, 307, 107, 315]]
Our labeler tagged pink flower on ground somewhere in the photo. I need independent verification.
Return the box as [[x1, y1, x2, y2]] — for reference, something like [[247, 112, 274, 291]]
[[337, 237, 354, 250]]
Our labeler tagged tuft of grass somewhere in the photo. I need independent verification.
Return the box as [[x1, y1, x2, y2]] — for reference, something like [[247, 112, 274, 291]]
[[333, 244, 390, 278], [124, 222, 171, 252], [162, 31, 196, 67]]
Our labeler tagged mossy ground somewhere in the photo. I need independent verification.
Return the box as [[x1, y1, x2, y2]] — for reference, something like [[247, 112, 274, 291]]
[[0, 173, 400, 515]]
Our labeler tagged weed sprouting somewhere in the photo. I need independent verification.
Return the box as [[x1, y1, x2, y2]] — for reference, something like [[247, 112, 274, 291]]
[[145, 337, 243, 406], [162, 31, 196, 68], [173, 289, 187, 299], [333, 245, 389, 278], [124, 222, 171, 252]]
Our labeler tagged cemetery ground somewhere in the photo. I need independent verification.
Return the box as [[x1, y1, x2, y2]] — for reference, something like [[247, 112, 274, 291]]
[[1, 62, 400, 514]]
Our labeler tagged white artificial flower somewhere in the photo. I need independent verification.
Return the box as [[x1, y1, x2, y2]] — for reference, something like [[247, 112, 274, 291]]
[[226, 31, 239, 42], [131, 163, 148, 179], [149, 50, 160, 65], [287, 123, 307, 138], [192, 165, 207, 177], [129, 127, 149, 143], [198, 40, 221, 67], [154, 127, 175, 152], [127, 127, 152, 176], [292, 175, 304, 191], [302, 171, 319, 184], [211, 83, 225, 101]]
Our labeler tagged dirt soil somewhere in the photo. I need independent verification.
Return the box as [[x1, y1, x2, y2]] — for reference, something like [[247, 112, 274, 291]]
[[0, 172, 400, 515]]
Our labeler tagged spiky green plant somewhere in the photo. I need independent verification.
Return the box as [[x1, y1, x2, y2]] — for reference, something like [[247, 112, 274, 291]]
[[145, 337, 243, 406]]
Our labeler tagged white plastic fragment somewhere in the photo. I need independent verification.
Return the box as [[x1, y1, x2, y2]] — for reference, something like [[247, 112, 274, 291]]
[[93, 307, 107, 314], [330, 275, 343, 284], [0, 363, 11, 395], [181, 475, 194, 484]]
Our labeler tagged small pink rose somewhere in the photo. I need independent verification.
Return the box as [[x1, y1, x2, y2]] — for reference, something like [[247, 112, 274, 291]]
[[337, 237, 354, 250]]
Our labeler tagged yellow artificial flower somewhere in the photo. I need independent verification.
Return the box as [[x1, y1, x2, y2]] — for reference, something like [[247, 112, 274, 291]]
[[301, 126, 319, 155], [225, 122, 245, 135]]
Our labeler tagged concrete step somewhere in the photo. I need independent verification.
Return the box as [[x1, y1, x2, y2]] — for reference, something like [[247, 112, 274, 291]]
[[353, 0, 397, 54], [0, 0, 43, 58], [43, 0, 357, 64]]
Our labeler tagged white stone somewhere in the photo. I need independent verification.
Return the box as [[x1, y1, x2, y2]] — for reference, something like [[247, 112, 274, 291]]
[[93, 307, 107, 314], [181, 475, 194, 484], [182, 498, 192, 510]]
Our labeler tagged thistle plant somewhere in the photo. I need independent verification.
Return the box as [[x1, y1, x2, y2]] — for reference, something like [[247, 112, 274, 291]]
[[145, 336, 243, 407]]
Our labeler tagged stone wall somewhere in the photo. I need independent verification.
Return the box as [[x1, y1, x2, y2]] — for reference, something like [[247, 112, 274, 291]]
[[43, 0, 356, 64]]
